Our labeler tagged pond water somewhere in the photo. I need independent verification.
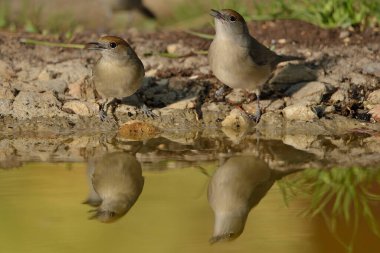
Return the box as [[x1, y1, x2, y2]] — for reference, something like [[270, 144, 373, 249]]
[[0, 131, 380, 253]]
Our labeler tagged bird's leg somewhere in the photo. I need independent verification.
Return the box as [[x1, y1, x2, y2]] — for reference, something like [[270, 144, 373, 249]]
[[248, 90, 262, 123], [140, 103, 157, 118], [99, 98, 120, 121], [215, 84, 230, 101], [135, 93, 157, 118]]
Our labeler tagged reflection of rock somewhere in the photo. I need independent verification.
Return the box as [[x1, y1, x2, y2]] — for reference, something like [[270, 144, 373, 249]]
[[208, 155, 297, 243], [84, 152, 144, 223]]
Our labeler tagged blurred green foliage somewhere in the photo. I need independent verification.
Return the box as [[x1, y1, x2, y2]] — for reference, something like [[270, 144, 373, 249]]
[[254, 0, 380, 28], [0, 0, 379, 34], [278, 167, 380, 252]]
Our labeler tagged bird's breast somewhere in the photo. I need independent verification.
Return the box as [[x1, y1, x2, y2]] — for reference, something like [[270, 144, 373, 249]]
[[93, 60, 144, 99], [209, 39, 272, 91]]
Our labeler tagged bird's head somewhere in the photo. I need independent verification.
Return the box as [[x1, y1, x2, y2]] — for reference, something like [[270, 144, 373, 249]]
[[85, 35, 136, 60], [210, 9, 248, 38]]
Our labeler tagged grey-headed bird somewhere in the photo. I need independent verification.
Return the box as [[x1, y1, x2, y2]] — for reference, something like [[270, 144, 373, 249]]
[[208, 9, 303, 121], [85, 152, 144, 223], [86, 35, 153, 120], [208, 155, 275, 243]]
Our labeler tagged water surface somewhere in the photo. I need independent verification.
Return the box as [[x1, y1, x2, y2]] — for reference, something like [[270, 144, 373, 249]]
[[0, 131, 380, 253]]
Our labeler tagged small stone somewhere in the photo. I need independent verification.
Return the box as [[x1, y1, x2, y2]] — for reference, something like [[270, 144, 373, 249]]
[[348, 72, 366, 86], [0, 86, 15, 99], [367, 89, 380, 105], [0, 99, 13, 116], [267, 99, 285, 111], [278, 38, 287, 44], [118, 120, 160, 140], [242, 100, 271, 114], [286, 81, 328, 105], [369, 105, 380, 122], [339, 30, 350, 39], [283, 104, 318, 121], [330, 89, 348, 103], [62, 101, 98, 117], [362, 62, 380, 78], [225, 89, 247, 105], [0, 60, 14, 80], [12, 91, 64, 120], [167, 97, 196, 110], [35, 79, 67, 93], [145, 69, 157, 77], [222, 108, 251, 129], [270, 64, 317, 88], [166, 43, 192, 56], [325, 105, 335, 114]]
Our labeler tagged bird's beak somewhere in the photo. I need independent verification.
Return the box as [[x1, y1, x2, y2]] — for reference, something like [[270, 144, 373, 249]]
[[85, 42, 106, 50], [210, 9, 224, 20]]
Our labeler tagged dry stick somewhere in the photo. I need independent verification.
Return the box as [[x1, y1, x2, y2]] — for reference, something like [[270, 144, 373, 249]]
[[20, 38, 85, 49]]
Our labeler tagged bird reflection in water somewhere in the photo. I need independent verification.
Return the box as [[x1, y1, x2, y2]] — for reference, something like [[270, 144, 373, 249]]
[[208, 155, 297, 243], [83, 152, 144, 223]]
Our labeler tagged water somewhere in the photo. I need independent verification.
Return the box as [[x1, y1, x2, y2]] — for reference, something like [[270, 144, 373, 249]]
[[0, 130, 380, 253]]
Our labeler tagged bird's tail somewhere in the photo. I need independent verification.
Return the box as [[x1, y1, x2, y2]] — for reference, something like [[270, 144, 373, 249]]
[[138, 5, 156, 19], [277, 54, 305, 63]]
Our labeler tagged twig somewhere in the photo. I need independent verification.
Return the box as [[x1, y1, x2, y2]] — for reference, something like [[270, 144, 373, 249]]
[[20, 38, 85, 49]]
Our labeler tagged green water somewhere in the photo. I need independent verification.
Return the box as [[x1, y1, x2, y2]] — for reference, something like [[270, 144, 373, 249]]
[[0, 163, 379, 253], [0, 134, 380, 253]]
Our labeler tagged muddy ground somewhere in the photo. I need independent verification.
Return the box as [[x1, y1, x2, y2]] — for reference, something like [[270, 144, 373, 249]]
[[0, 20, 380, 138]]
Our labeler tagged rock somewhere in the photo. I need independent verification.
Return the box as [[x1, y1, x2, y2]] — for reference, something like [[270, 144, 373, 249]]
[[367, 90, 380, 105], [348, 72, 366, 86], [286, 81, 328, 105], [221, 108, 251, 130], [339, 30, 350, 39], [62, 101, 99, 117], [225, 89, 247, 105], [67, 77, 96, 100], [167, 97, 196, 110], [369, 105, 380, 122], [270, 64, 317, 89], [283, 104, 318, 121], [324, 105, 335, 114], [0, 60, 14, 80], [34, 79, 67, 93], [0, 99, 13, 116], [117, 120, 160, 141], [166, 43, 192, 56], [362, 62, 380, 78], [0, 86, 15, 99], [330, 89, 348, 103], [266, 99, 285, 111], [12, 91, 64, 120], [242, 100, 271, 114]]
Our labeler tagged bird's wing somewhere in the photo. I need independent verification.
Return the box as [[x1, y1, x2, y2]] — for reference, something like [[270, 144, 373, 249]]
[[248, 37, 279, 68]]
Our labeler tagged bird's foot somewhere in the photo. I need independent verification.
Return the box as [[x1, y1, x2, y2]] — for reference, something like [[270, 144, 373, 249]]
[[140, 104, 157, 118], [248, 109, 262, 123], [215, 86, 228, 101], [99, 108, 108, 122]]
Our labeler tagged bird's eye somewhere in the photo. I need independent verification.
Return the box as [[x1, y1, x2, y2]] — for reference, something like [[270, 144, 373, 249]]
[[109, 42, 117, 48], [230, 16, 236, 22]]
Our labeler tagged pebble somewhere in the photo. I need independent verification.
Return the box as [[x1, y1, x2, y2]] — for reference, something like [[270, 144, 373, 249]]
[[62, 101, 99, 117], [286, 81, 328, 105], [225, 89, 247, 105], [283, 104, 318, 121]]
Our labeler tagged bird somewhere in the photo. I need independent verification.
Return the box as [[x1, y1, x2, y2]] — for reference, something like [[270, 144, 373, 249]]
[[84, 152, 144, 223], [100, 0, 156, 19], [85, 35, 153, 120], [208, 9, 304, 122], [207, 155, 278, 243]]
